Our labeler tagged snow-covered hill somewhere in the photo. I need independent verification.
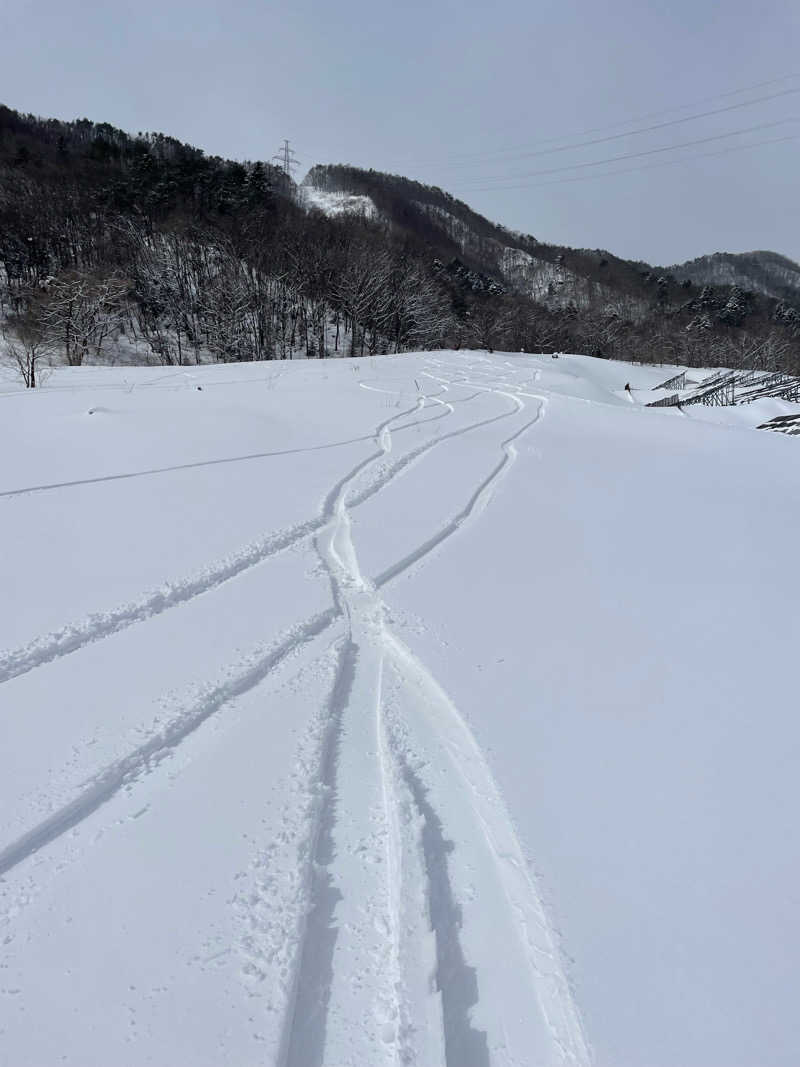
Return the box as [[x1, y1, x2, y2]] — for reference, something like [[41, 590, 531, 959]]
[[1, 352, 798, 1066], [669, 249, 800, 302], [300, 167, 612, 310]]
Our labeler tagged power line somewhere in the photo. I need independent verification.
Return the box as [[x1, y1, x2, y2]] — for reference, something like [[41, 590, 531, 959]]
[[453, 117, 800, 191], [528, 71, 800, 140], [421, 87, 800, 174], [466, 71, 800, 153], [376, 72, 800, 171], [454, 132, 800, 193]]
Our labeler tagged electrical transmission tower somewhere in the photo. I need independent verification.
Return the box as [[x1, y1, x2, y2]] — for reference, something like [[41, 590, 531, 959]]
[[272, 139, 299, 180]]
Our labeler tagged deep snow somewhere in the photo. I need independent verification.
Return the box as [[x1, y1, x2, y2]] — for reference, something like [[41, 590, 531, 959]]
[[0, 351, 798, 1066]]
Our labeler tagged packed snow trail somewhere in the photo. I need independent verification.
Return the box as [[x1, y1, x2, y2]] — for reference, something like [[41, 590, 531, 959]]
[[279, 397, 428, 1066], [273, 370, 588, 1065]]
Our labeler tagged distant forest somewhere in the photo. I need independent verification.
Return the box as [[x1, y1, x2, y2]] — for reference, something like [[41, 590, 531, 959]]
[[1, 104, 798, 383]]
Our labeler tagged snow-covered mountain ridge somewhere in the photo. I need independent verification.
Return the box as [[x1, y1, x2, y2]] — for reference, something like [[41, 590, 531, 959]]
[[3, 107, 799, 374], [302, 166, 590, 307], [300, 164, 800, 350], [668, 249, 800, 302]]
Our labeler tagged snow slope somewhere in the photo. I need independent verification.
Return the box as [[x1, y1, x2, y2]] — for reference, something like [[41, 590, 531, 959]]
[[0, 352, 798, 1066], [300, 185, 377, 219]]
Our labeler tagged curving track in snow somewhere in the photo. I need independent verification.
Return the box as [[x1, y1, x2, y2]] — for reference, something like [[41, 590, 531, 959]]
[[0, 384, 487, 686], [271, 362, 588, 1066], [0, 356, 589, 1066]]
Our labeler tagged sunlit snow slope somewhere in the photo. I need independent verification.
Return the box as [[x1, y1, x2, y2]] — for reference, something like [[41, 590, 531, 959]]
[[0, 352, 798, 1067]]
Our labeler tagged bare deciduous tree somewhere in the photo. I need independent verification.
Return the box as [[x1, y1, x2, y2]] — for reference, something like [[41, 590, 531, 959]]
[[2, 312, 54, 388], [37, 271, 128, 365]]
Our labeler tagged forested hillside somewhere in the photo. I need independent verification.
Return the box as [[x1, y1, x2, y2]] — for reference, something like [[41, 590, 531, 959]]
[[667, 250, 800, 303], [306, 164, 800, 371], [1, 104, 798, 381]]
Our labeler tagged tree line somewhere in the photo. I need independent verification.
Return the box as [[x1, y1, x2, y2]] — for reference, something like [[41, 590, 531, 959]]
[[1, 105, 798, 384]]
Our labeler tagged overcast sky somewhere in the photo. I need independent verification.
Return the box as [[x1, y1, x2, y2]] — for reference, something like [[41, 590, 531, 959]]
[[2, 0, 798, 265]]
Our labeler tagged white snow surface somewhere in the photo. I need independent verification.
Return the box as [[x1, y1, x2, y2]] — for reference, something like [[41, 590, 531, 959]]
[[0, 352, 798, 1067], [300, 185, 377, 219]]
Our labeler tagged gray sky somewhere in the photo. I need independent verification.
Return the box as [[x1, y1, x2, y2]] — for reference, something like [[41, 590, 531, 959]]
[[2, 0, 798, 265]]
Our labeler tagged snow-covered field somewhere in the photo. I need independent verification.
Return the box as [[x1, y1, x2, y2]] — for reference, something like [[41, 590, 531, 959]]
[[0, 351, 798, 1066]]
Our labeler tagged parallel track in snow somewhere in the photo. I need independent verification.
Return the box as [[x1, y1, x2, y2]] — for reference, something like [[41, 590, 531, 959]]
[[0, 386, 490, 686], [0, 357, 590, 1065], [271, 361, 589, 1065], [0, 383, 481, 872]]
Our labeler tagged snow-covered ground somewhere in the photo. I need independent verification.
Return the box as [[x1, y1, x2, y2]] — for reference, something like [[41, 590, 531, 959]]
[[300, 185, 377, 219], [0, 351, 798, 1066]]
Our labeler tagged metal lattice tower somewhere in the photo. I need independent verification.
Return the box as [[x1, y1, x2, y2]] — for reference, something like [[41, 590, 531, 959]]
[[272, 139, 299, 179]]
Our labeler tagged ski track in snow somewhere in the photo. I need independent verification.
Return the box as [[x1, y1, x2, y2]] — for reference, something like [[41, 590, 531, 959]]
[[0, 607, 339, 880], [1, 357, 590, 1065], [0, 394, 436, 879], [380, 636, 590, 1066], [280, 382, 419, 1067], [0, 433, 382, 500], [0, 385, 482, 687], [0, 382, 473, 873], [267, 359, 588, 1065]]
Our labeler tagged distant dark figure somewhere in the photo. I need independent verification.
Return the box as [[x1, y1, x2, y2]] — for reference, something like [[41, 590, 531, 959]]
[[624, 382, 631, 393]]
